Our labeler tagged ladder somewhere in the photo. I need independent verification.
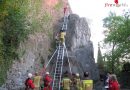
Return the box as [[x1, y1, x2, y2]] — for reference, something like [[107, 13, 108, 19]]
[[61, 15, 68, 31], [52, 44, 65, 90]]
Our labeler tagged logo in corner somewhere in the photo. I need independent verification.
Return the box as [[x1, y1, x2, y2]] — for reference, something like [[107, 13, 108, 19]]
[[105, 0, 128, 7], [114, 0, 118, 4]]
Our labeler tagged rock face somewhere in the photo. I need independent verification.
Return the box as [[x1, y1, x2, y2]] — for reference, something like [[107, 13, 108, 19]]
[[65, 14, 99, 79], [63, 14, 101, 89], [3, 33, 50, 90], [66, 14, 91, 51]]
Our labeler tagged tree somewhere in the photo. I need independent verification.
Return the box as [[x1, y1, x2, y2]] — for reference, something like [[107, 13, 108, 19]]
[[103, 11, 130, 73], [97, 43, 104, 73]]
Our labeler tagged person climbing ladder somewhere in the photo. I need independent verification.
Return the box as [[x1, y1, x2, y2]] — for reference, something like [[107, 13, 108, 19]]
[[60, 30, 66, 45]]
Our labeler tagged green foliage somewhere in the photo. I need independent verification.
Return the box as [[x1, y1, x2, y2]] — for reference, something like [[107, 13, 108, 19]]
[[97, 44, 104, 72], [0, 0, 29, 85], [31, 18, 43, 33], [103, 11, 130, 73]]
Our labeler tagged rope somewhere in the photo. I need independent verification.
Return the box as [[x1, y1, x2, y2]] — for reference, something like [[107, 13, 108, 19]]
[[45, 48, 58, 68], [39, 48, 58, 76]]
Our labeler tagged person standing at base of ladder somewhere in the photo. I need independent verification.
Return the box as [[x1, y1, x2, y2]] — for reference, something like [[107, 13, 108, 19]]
[[62, 71, 72, 90], [43, 72, 52, 90], [60, 30, 66, 45], [25, 73, 35, 90], [75, 73, 82, 90], [33, 72, 42, 90], [81, 72, 93, 90]]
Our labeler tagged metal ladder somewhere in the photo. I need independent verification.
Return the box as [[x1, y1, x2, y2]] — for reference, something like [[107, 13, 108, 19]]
[[52, 9, 69, 90], [61, 15, 68, 31], [52, 44, 65, 90]]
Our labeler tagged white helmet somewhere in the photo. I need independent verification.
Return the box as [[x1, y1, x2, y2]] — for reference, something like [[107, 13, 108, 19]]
[[28, 73, 32, 78], [46, 72, 49, 75], [76, 73, 79, 77]]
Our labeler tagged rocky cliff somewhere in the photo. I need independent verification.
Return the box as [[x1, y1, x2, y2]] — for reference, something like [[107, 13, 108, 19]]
[[65, 14, 101, 89], [62, 14, 98, 78]]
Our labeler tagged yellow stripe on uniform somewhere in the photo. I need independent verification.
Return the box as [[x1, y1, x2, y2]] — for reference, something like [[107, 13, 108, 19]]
[[82, 80, 93, 90]]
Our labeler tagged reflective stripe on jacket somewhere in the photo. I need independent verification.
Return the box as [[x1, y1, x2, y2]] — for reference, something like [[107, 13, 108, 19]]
[[62, 78, 71, 90], [82, 80, 93, 90], [33, 76, 41, 87]]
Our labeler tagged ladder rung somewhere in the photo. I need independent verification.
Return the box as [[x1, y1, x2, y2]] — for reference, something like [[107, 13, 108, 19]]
[[54, 79, 60, 84], [56, 64, 62, 66], [56, 68, 61, 70], [55, 67, 61, 69], [58, 53, 63, 54], [55, 69, 61, 71], [55, 76, 60, 78], [57, 60, 62, 62], [56, 65, 62, 67], [56, 67, 62, 70], [58, 51, 63, 53], [56, 70, 61, 72], [58, 55, 62, 57], [56, 66, 61, 68], [59, 47, 63, 49], [55, 72, 61, 74], [54, 83, 59, 86], [57, 62, 62, 64], [57, 64, 62, 66], [58, 57, 62, 59], [55, 78, 60, 82], [55, 73, 61, 75]]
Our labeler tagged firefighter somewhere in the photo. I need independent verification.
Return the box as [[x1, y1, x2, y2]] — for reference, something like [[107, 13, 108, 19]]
[[43, 72, 52, 90], [75, 73, 82, 90], [33, 72, 42, 90], [62, 71, 72, 90], [60, 30, 66, 45], [25, 73, 35, 90], [81, 72, 93, 90]]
